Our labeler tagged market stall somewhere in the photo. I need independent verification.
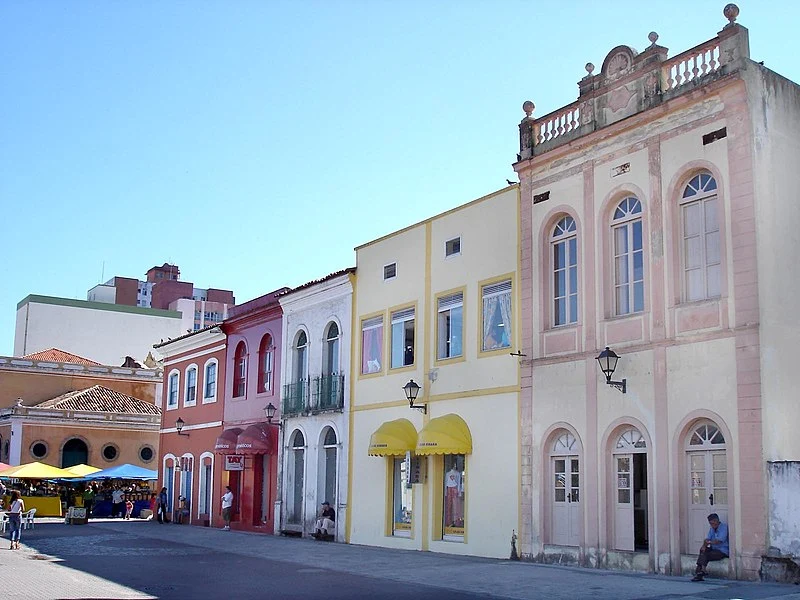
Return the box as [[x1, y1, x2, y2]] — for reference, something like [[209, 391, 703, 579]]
[[80, 464, 157, 518], [0, 461, 78, 516]]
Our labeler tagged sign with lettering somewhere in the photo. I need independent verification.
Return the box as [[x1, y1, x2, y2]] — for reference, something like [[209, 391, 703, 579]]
[[224, 455, 245, 471]]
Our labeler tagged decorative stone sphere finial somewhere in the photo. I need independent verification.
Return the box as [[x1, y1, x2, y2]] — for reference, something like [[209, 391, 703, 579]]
[[585, 62, 595, 75], [723, 3, 739, 24], [648, 31, 659, 46], [522, 100, 535, 118]]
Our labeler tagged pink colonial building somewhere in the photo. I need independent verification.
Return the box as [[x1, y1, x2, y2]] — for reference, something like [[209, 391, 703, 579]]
[[514, 6, 800, 580], [217, 288, 288, 534], [155, 326, 226, 526]]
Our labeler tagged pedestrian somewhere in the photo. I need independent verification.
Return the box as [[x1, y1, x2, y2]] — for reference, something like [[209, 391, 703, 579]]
[[221, 485, 233, 531], [111, 486, 124, 518], [124, 495, 134, 520], [157, 487, 169, 524], [692, 513, 729, 581], [83, 485, 95, 518], [148, 493, 157, 521], [7, 490, 24, 550]]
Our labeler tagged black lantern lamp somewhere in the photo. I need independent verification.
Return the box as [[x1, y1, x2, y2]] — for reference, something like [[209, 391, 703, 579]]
[[595, 346, 627, 393], [403, 379, 426, 413], [264, 402, 282, 427], [175, 417, 190, 436]]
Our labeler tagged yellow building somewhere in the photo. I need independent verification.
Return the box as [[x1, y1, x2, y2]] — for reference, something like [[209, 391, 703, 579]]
[[347, 186, 520, 557]]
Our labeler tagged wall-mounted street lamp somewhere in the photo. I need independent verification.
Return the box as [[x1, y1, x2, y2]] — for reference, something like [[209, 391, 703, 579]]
[[264, 402, 283, 427], [595, 346, 627, 394], [175, 417, 190, 436], [403, 379, 427, 414]]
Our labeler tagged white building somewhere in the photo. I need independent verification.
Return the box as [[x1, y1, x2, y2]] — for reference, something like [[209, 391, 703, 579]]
[[276, 269, 355, 541], [15, 294, 183, 366]]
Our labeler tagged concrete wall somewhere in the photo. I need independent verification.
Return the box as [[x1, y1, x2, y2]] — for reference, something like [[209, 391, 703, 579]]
[[14, 295, 183, 366]]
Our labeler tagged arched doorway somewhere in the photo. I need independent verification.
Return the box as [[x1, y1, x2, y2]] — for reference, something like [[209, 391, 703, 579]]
[[686, 420, 728, 552], [549, 429, 582, 546], [287, 430, 305, 525], [318, 427, 337, 509], [612, 427, 648, 551], [62, 438, 88, 468]]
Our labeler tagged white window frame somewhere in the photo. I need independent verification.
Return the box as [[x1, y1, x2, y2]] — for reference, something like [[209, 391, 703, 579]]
[[361, 315, 384, 375], [680, 173, 721, 302], [184, 364, 198, 407], [294, 330, 309, 383], [260, 335, 274, 393], [481, 280, 512, 351], [197, 452, 215, 520], [202, 358, 218, 404], [612, 197, 645, 316], [437, 292, 464, 360], [551, 216, 578, 326], [390, 307, 415, 369], [324, 321, 341, 376], [167, 369, 180, 410], [383, 262, 397, 281], [445, 236, 461, 258]]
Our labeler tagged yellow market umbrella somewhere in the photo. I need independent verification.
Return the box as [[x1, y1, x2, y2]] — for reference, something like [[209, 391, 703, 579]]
[[64, 464, 101, 477], [0, 461, 77, 479]]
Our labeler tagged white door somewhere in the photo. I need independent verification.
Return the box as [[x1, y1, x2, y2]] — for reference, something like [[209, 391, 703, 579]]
[[552, 456, 581, 546], [688, 450, 728, 551], [614, 454, 634, 551]]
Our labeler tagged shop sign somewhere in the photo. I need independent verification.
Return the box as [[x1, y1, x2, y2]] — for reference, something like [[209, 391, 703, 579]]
[[406, 451, 424, 486], [224, 455, 245, 471]]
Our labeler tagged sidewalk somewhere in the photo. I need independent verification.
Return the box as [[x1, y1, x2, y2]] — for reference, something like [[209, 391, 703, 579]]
[[67, 520, 800, 600]]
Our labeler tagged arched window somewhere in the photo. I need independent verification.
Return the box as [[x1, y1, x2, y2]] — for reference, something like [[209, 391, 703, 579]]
[[615, 427, 647, 450], [324, 323, 340, 376], [184, 365, 197, 406], [612, 197, 644, 315], [294, 331, 308, 383], [233, 341, 247, 398], [552, 216, 578, 326], [203, 359, 218, 401], [681, 172, 720, 301], [287, 430, 305, 525], [167, 370, 180, 408], [320, 427, 338, 512], [258, 334, 274, 393]]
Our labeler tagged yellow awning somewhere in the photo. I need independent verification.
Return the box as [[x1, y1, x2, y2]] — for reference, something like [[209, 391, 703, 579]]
[[368, 418, 418, 456], [0, 461, 78, 479], [64, 464, 102, 477], [416, 414, 472, 455]]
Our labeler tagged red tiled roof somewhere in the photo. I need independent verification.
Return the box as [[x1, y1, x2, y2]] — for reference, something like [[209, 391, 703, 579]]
[[35, 385, 161, 415], [23, 348, 102, 366]]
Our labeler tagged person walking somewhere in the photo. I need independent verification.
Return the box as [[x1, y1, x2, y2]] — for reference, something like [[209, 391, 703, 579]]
[[157, 487, 169, 524], [221, 485, 233, 531], [7, 490, 24, 550], [111, 487, 124, 518], [82, 485, 95, 518]]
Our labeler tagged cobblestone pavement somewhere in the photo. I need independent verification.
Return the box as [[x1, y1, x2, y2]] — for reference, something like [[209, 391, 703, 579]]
[[8, 518, 800, 600]]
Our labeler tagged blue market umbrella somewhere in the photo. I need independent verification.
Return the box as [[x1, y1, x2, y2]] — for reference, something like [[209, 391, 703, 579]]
[[83, 464, 157, 481]]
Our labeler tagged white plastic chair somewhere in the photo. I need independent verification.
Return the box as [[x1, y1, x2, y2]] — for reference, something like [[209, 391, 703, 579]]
[[0, 513, 6, 534], [23, 508, 36, 530]]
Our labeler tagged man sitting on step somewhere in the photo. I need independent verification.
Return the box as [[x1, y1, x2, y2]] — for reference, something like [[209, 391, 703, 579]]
[[692, 513, 729, 582], [312, 501, 336, 539]]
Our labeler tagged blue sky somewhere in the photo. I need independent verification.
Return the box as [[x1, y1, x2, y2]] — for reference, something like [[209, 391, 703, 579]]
[[1, 1, 794, 356]]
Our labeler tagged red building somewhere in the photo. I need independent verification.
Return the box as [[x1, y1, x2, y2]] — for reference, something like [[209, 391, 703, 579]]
[[216, 288, 287, 533], [155, 326, 226, 526]]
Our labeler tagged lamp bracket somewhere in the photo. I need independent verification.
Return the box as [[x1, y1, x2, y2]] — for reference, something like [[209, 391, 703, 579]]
[[606, 378, 627, 394], [409, 402, 427, 414]]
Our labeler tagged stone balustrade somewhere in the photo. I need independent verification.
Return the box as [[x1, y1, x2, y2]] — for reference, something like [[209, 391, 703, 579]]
[[662, 38, 721, 93]]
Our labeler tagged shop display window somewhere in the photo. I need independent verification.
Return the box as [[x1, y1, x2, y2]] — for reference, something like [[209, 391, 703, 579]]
[[392, 456, 413, 536], [443, 454, 466, 539]]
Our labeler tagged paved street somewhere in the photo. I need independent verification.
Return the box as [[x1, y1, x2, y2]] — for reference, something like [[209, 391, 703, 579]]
[[4, 518, 800, 600]]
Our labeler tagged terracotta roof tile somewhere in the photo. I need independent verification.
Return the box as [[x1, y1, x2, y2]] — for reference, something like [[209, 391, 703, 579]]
[[23, 348, 102, 366], [35, 385, 161, 415]]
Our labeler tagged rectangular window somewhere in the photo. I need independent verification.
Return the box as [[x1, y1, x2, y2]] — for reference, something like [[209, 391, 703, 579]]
[[481, 280, 512, 351], [234, 357, 246, 397], [262, 350, 273, 392], [168, 373, 179, 407], [383, 263, 396, 281], [361, 316, 384, 374], [186, 368, 197, 404], [204, 363, 217, 399], [683, 198, 720, 301], [553, 238, 578, 326], [613, 220, 644, 315], [390, 307, 415, 368], [393, 456, 413, 537], [443, 454, 465, 539], [445, 237, 461, 257], [437, 292, 463, 360]]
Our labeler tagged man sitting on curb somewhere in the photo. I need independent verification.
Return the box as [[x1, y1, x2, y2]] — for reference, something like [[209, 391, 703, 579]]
[[312, 501, 335, 539], [692, 513, 729, 581]]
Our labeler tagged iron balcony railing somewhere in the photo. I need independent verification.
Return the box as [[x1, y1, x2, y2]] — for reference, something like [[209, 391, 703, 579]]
[[282, 374, 345, 416]]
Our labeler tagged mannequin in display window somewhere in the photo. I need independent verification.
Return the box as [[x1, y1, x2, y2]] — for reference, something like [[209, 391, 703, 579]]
[[444, 464, 463, 527]]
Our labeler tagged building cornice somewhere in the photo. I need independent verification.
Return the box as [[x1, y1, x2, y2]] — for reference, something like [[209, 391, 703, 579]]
[[0, 356, 162, 380], [17, 294, 181, 319]]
